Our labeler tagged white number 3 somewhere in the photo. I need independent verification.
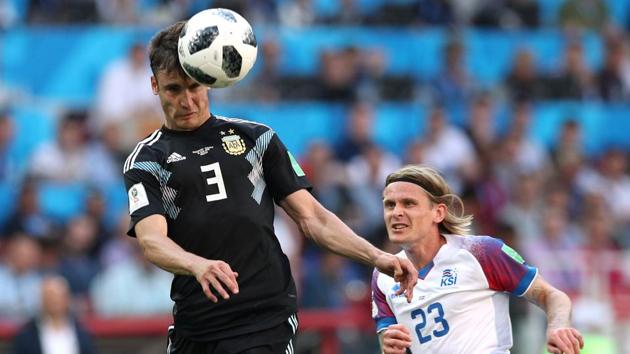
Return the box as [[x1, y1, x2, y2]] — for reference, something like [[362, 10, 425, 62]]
[[200, 162, 227, 202]]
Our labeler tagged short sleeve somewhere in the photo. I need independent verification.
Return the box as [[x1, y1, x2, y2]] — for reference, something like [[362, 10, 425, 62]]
[[469, 236, 538, 297], [262, 133, 311, 203], [123, 155, 167, 237], [371, 269, 397, 333]]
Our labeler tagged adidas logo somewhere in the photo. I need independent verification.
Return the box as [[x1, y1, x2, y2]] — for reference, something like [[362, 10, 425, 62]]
[[166, 152, 186, 164]]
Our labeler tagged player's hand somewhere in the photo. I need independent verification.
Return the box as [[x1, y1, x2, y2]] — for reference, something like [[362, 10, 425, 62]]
[[382, 324, 412, 354], [191, 259, 239, 303], [375, 252, 418, 303], [546, 327, 584, 354]]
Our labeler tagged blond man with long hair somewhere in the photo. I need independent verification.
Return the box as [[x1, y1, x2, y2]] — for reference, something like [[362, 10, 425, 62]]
[[371, 165, 583, 354]]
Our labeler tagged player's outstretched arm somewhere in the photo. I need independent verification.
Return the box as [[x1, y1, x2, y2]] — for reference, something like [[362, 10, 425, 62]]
[[523, 275, 584, 354], [135, 214, 239, 303], [280, 189, 418, 302], [379, 324, 412, 354]]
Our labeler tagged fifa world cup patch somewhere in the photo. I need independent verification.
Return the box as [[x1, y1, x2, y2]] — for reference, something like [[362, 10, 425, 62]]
[[128, 182, 149, 214]]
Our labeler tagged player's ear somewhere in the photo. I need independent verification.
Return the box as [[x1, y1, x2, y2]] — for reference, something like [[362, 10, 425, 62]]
[[151, 76, 158, 94], [433, 203, 446, 224]]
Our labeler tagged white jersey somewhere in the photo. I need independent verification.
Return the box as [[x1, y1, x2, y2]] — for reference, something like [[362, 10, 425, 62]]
[[372, 234, 538, 354]]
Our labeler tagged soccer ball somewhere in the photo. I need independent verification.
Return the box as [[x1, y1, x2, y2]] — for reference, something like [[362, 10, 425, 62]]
[[178, 8, 258, 88]]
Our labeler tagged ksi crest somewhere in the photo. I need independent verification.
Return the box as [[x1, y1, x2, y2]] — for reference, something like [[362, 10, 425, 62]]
[[440, 268, 457, 287], [222, 133, 247, 155]]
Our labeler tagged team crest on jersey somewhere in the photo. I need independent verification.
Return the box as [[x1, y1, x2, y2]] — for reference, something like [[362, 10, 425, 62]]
[[440, 268, 458, 287], [221, 131, 247, 155]]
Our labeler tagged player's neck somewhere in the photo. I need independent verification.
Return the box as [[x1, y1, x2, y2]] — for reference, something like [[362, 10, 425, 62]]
[[405, 233, 446, 270]]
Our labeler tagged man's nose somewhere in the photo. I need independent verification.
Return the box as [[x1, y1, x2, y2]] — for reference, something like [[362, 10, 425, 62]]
[[391, 204, 404, 217], [181, 90, 195, 108]]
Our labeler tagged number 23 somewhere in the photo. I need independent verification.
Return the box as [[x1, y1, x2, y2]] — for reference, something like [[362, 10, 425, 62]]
[[410, 302, 450, 344]]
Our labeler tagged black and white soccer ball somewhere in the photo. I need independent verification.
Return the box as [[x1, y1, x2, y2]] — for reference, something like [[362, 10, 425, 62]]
[[178, 8, 258, 88]]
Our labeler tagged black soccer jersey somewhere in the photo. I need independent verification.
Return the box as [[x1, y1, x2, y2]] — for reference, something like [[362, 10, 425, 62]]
[[123, 115, 311, 341]]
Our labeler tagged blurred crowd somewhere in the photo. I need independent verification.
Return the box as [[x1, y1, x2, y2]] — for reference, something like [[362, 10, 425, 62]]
[[1, 0, 630, 353]]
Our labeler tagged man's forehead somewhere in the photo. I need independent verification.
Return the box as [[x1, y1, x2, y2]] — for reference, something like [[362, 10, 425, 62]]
[[156, 70, 194, 85], [383, 181, 426, 198]]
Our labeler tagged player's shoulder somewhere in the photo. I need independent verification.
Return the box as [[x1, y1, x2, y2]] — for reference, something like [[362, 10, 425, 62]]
[[214, 114, 275, 136], [123, 129, 168, 173], [447, 234, 505, 259]]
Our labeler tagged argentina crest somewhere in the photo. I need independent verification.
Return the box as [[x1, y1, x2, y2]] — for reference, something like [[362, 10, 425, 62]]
[[221, 130, 247, 155]]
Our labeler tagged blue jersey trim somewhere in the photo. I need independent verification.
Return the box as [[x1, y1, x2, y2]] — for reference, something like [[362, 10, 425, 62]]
[[418, 261, 434, 280], [513, 266, 538, 297], [376, 317, 398, 332]]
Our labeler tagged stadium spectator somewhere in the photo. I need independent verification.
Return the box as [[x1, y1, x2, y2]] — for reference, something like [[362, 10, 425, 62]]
[[596, 36, 630, 101], [2, 180, 55, 240], [402, 139, 426, 166], [233, 39, 284, 102], [504, 47, 546, 101], [430, 37, 476, 105], [0, 234, 44, 320], [299, 141, 348, 215], [550, 119, 583, 172], [545, 41, 596, 100], [315, 48, 361, 102], [335, 101, 376, 162], [503, 100, 551, 175], [0, 0, 18, 28], [523, 207, 582, 294], [90, 238, 172, 316], [498, 171, 545, 247], [301, 251, 362, 309], [420, 104, 477, 194], [278, 0, 315, 28], [11, 275, 96, 354], [0, 109, 21, 184], [346, 142, 401, 243], [463, 93, 499, 166], [92, 42, 161, 150], [99, 213, 135, 268], [418, 0, 455, 26], [28, 111, 92, 183], [577, 147, 630, 226], [94, 0, 137, 24], [56, 215, 101, 300], [83, 189, 111, 258]]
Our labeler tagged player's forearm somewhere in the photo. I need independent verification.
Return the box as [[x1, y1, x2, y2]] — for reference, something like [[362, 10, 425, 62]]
[[137, 230, 202, 276], [542, 288, 573, 330], [301, 206, 382, 266], [524, 276, 572, 329]]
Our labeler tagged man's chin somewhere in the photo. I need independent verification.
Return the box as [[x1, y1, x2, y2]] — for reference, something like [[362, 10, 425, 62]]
[[388, 234, 408, 245]]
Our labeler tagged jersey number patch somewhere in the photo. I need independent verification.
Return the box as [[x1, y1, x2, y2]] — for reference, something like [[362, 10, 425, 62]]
[[410, 302, 450, 344], [201, 162, 227, 202]]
